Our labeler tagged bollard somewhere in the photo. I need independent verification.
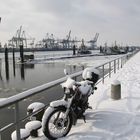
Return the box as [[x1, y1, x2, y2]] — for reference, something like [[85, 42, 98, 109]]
[[25, 120, 42, 137], [111, 80, 121, 100], [11, 129, 30, 140], [27, 102, 45, 121]]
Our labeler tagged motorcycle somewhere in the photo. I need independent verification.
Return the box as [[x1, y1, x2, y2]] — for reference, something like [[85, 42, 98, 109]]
[[42, 67, 99, 139]]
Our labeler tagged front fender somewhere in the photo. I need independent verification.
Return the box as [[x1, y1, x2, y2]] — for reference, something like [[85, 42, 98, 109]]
[[50, 99, 68, 108], [42, 100, 71, 131], [50, 100, 77, 125], [42, 106, 68, 131]]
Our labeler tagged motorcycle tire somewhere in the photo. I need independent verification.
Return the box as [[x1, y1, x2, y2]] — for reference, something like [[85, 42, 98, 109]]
[[42, 106, 73, 140]]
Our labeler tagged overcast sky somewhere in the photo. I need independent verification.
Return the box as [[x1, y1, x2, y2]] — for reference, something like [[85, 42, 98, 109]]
[[0, 0, 140, 46]]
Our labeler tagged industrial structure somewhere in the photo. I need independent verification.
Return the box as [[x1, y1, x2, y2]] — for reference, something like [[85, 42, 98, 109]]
[[0, 26, 100, 53], [8, 26, 35, 48], [35, 30, 77, 49], [88, 33, 99, 48], [8, 27, 99, 49]]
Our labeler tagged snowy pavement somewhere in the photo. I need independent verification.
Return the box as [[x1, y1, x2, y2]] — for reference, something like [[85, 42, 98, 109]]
[[29, 51, 140, 140]]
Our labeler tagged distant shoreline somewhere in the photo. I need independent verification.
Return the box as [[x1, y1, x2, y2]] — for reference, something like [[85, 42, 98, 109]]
[[0, 47, 75, 53]]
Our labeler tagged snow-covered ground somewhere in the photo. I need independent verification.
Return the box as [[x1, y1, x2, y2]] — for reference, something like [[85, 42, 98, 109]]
[[28, 51, 140, 140]]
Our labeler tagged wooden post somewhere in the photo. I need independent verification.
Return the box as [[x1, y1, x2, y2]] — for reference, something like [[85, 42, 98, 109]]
[[20, 45, 24, 63], [20, 64, 25, 80], [13, 47, 16, 76], [13, 47, 15, 64], [19, 45, 25, 79], [5, 47, 9, 80], [73, 45, 76, 55], [5, 47, 8, 63]]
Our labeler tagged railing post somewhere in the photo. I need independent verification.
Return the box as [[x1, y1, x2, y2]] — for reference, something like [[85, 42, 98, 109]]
[[114, 60, 116, 73], [15, 102, 21, 140], [118, 59, 119, 70], [109, 62, 111, 78], [121, 57, 123, 68], [0, 130, 2, 140], [102, 65, 104, 83], [125, 55, 127, 63]]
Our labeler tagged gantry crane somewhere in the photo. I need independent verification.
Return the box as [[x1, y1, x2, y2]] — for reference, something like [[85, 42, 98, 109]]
[[88, 33, 99, 48], [8, 26, 35, 48]]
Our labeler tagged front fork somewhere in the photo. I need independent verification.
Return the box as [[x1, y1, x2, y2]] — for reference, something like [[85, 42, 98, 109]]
[[64, 95, 74, 118], [63, 95, 78, 125]]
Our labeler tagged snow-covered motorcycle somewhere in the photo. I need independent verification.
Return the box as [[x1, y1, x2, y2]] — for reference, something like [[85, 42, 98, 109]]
[[42, 68, 99, 139]]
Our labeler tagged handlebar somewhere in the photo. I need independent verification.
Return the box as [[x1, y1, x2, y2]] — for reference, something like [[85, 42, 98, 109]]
[[75, 80, 93, 86]]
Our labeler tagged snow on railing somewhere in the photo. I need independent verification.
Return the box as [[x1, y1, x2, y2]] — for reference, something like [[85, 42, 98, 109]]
[[0, 50, 138, 140]]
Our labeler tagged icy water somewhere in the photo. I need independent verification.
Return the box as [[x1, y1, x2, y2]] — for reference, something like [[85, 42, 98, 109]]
[[0, 51, 81, 98]]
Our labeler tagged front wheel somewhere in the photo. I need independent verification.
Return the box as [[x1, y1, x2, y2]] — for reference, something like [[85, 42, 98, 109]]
[[42, 107, 73, 139]]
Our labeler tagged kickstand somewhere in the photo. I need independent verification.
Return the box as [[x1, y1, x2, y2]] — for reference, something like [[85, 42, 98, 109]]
[[88, 106, 92, 109], [82, 115, 86, 123]]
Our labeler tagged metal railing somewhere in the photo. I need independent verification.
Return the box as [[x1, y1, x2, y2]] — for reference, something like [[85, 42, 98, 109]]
[[0, 50, 138, 140]]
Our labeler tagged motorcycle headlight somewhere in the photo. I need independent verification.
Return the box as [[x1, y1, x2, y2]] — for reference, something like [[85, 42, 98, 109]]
[[65, 88, 70, 94]]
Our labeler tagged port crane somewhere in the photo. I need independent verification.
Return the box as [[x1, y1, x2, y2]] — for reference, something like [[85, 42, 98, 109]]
[[56, 30, 72, 49], [88, 33, 99, 48], [61, 30, 72, 48], [57, 30, 80, 49], [8, 26, 35, 48], [37, 30, 77, 49], [42, 33, 59, 49]]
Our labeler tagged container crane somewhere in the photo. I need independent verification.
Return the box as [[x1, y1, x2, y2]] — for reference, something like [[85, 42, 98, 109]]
[[8, 26, 35, 48], [88, 33, 99, 48]]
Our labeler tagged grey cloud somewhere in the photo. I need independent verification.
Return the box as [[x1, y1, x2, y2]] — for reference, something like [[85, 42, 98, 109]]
[[30, 0, 75, 16], [1, 0, 140, 45]]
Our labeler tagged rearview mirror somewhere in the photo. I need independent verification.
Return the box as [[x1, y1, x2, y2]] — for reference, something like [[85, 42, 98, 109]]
[[64, 69, 68, 75]]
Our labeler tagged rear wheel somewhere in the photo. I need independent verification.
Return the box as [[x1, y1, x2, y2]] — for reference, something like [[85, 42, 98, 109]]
[[43, 107, 73, 139]]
